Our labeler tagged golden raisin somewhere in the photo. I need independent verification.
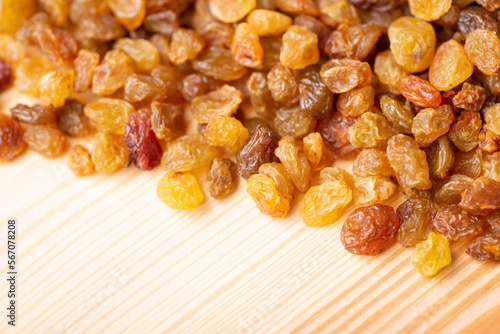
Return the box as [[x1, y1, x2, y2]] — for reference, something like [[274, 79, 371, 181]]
[[157, 171, 205, 210], [247, 9, 292, 36], [67, 145, 94, 177], [84, 98, 135, 135], [280, 25, 319, 70], [91, 131, 129, 173], [231, 23, 264, 68], [429, 39, 473, 91]]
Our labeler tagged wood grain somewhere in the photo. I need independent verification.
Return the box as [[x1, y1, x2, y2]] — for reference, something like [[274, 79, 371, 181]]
[[1, 89, 500, 334]]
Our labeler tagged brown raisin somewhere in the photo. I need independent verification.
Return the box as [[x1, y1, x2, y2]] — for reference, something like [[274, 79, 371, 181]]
[[341, 204, 400, 255], [452, 148, 483, 179], [433, 174, 474, 205], [324, 23, 383, 61], [379, 95, 414, 134], [273, 105, 316, 139], [466, 234, 500, 261], [192, 46, 247, 81], [57, 100, 94, 137], [10, 104, 56, 125], [460, 176, 500, 215], [236, 123, 280, 179], [433, 204, 486, 241], [428, 135, 455, 180], [150, 102, 184, 142], [397, 199, 437, 247], [0, 58, 11, 92], [206, 158, 238, 199], [316, 111, 359, 159], [298, 65, 333, 119], [0, 114, 26, 161]]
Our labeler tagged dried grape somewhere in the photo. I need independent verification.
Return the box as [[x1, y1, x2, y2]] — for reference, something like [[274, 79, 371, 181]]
[[411, 232, 452, 277], [207, 158, 238, 198], [0, 114, 26, 161], [157, 171, 204, 210], [23, 124, 67, 158], [67, 145, 94, 177], [466, 234, 500, 261]]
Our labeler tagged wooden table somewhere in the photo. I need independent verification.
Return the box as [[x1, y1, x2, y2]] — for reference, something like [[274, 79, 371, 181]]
[[1, 88, 499, 334]]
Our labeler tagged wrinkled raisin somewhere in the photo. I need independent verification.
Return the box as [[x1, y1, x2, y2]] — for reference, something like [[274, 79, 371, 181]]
[[433, 204, 486, 240], [207, 158, 238, 199]]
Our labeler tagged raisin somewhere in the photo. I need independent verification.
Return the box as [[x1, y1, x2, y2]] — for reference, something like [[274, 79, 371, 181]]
[[14, 56, 55, 96], [300, 180, 353, 227], [106, 0, 145, 31], [460, 176, 500, 215], [84, 98, 135, 135], [379, 95, 414, 134], [485, 104, 500, 135], [320, 58, 372, 94], [276, 0, 319, 16], [182, 74, 223, 102], [151, 64, 185, 104], [259, 162, 295, 201], [429, 135, 455, 180], [488, 151, 500, 182], [429, 39, 473, 91], [353, 148, 394, 178], [486, 210, 500, 237], [448, 110, 482, 152], [73, 49, 99, 93], [57, 100, 94, 137], [397, 199, 437, 247], [246, 72, 278, 120], [294, 15, 332, 50], [479, 128, 500, 153], [162, 134, 218, 173], [0, 0, 36, 34], [191, 85, 243, 124], [113, 38, 160, 72], [434, 5, 460, 27], [302, 132, 333, 171], [388, 17, 436, 73], [247, 9, 292, 36], [192, 46, 247, 81], [259, 36, 282, 71], [336, 86, 375, 118], [374, 50, 409, 94], [267, 64, 299, 104], [207, 158, 238, 199], [38, 69, 75, 108], [229, 23, 263, 69], [0, 114, 26, 161], [298, 65, 333, 119], [348, 112, 398, 149], [0, 58, 11, 92], [273, 105, 316, 139], [319, 0, 360, 29], [408, 0, 451, 21], [434, 174, 474, 205], [453, 83, 486, 112], [280, 25, 319, 70], [166, 28, 205, 66], [318, 167, 355, 189], [192, 0, 234, 47], [124, 74, 167, 103], [157, 171, 204, 210], [353, 176, 397, 205], [411, 105, 454, 147], [316, 111, 359, 159], [464, 29, 500, 75], [92, 50, 134, 95], [466, 234, 500, 261], [209, 0, 256, 23], [387, 134, 432, 190], [204, 115, 250, 156], [348, 0, 402, 11], [144, 10, 179, 36], [452, 148, 483, 179], [246, 173, 290, 218], [398, 75, 442, 108], [433, 204, 486, 240], [325, 23, 383, 61], [150, 102, 184, 142], [10, 104, 56, 125], [67, 145, 94, 177], [457, 6, 500, 37], [23, 124, 67, 158], [341, 204, 400, 255], [275, 137, 311, 192], [0, 33, 25, 68], [411, 232, 452, 277], [91, 131, 129, 173], [236, 123, 280, 179], [124, 110, 163, 171]]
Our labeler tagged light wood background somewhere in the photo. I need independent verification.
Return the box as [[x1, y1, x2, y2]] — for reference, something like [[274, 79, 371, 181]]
[[1, 88, 500, 334]]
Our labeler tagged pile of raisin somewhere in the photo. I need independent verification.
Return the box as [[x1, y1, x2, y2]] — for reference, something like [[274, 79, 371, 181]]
[[1, 0, 500, 278]]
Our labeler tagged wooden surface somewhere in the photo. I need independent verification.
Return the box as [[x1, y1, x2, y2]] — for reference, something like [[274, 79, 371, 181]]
[[1, 88, 500, 334]]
